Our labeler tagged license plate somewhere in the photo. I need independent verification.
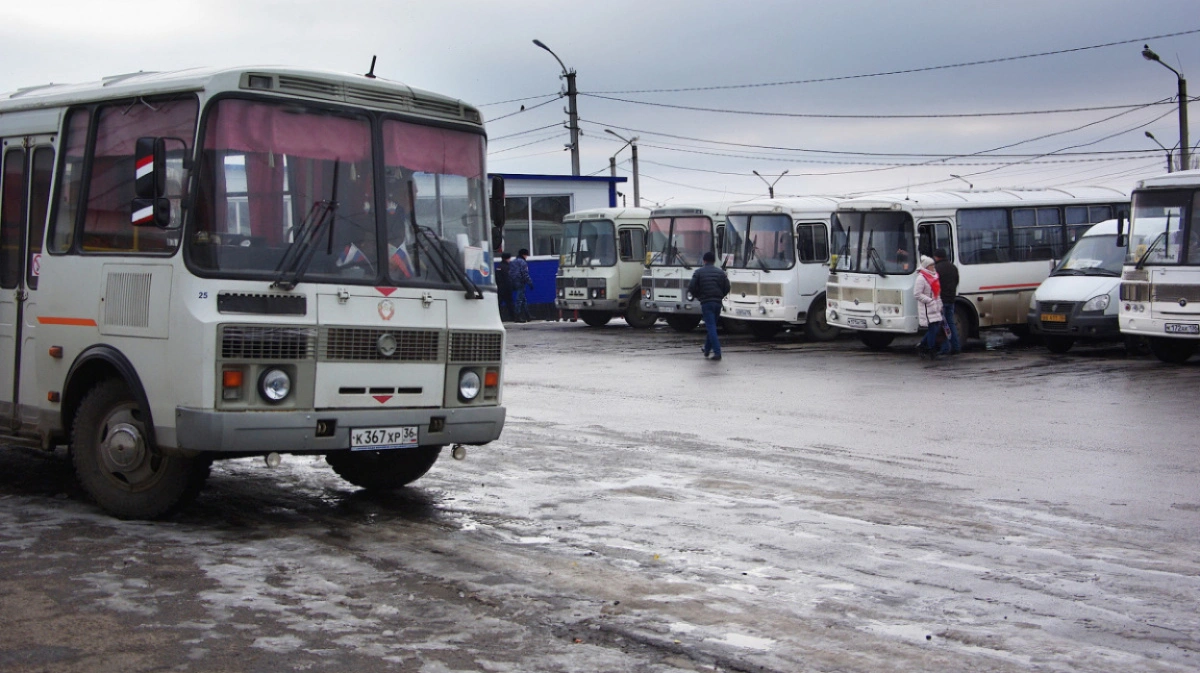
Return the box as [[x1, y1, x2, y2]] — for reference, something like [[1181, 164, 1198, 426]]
[[847, 318, 868, 328], [350, 425, 419, 450], [1165, 323, 1200, 334], [734, 308, 751, 317], [657, 304, 675, 313], [1040, 313, 1067, 323]]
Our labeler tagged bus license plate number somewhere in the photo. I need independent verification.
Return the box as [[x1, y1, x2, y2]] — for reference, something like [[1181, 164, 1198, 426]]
[[734, 308, 751, 317], [1165, 323, 1200, 335], [1040, 313, 1067, 323], [350, 426, 419, 450], [847, 318, 868, 328]]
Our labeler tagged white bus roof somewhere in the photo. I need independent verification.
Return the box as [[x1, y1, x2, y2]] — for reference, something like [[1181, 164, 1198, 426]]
[[649, 200, 747, 218], [727, 196, 841, 216], [0, 65, 483, 126], [1135, 169, 1200, 190], [563, 207, 652, 222], [837, 186, 1127, 211]]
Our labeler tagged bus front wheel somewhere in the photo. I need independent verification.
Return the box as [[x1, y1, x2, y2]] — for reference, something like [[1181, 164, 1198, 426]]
[[858, 332, 895, 350], [1148, 337, 1198, 364], [666, 315, 701, 332], [71, 379, 209, 519], [804, 298, 840, 342], [326, 446, 443, 490], [624, 296, 657, 329], [580, 311, 612, 327]]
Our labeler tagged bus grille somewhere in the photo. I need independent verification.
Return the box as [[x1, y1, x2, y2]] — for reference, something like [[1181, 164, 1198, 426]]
[[221, 326, 317, 360], [730, 281, 756, 295], [322, 327, 442, 362], [449, 331, 504, 363], [653, 277, 683, 289], [1120, 283, 1149, 302], [1153, 284, 1200, 303]]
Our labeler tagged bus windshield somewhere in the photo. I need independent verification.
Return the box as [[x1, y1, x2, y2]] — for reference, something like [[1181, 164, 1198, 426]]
[[1052, 233, 1122, 276], [831, 211, 915, 274], [189, 97, 490, 286], [560, 219, 617, 267], [1125, 189, 1199, 266], [724, 214, 793, 270], [648, 215, 713, 267]]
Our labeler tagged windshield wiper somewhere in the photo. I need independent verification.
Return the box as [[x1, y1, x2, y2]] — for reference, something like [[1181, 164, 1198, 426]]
[[748, 235, 770, 273], [668, 245, 691, 269], [272, 160, 340, 290], [866, 247, 888, 277], [1135, 230, 1169, 270], [406, 180, 483, 300]]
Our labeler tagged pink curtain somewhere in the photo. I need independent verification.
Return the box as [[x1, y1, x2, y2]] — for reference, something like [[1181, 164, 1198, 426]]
[[382, 119, 483, 178], [245, 152, 283, 243], [92, 99, 197, 157], [205, 99, 370, 162]]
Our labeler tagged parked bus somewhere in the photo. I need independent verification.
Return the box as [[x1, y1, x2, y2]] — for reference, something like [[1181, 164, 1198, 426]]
[[826, 188, 1128, 349], [641, 202, 738, 332], [555, 207, 656, 328], [1118, 169, 1200, 363], [0, 66, 507, 518], [720, 196, 841, 340]]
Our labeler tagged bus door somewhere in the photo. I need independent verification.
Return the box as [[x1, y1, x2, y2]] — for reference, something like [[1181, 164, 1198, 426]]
[[0, 137, 54, 431]]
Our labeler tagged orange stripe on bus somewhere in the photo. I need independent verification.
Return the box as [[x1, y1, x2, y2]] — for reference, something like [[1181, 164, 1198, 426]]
[[977, 283, 1041, 291], [37, 317, 98, 326]]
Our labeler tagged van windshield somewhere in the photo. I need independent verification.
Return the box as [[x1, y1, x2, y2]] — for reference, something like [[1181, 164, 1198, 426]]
[[1052, 234, 1122, 276]]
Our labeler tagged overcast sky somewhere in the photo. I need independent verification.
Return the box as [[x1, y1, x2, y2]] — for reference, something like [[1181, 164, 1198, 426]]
[[4, 0, 1198, 205]]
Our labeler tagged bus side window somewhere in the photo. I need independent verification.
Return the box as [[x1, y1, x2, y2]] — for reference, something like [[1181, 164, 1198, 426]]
[[27, 147, 55, 289], [1, 149, 26, 289], [957, 208, 1009, 264]]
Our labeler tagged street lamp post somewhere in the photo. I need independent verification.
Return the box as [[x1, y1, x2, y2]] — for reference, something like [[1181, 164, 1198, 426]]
[[1145, 131, 1175, 173], [533, 39, 580, 176], [1142, 44, 1190, 172], [605, 129, 640, 207], [752, 170, 788, 198]]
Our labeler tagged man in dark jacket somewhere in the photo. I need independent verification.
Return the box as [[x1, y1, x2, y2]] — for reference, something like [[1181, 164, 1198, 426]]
[[933, 248, 961, 354], [496, 252, 515, 321], [688, 251, 731, 360]]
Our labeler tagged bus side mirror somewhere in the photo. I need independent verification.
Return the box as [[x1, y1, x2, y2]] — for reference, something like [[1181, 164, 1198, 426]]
[[131, 137, 171, 227], [1116, 211, 1128, 247], [489, 175, 506, 228]]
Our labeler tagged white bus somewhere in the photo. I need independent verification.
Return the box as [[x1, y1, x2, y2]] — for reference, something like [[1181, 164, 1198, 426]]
[[1118, 169, 1200, 363], [720, 196, 841, 340], [555, 207, 656, 328], [641, 202, 738, 332], [0, 66, 507, 518], [826, 188, 1128, 349]]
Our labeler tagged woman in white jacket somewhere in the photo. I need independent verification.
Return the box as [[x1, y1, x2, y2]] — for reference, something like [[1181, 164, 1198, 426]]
[[914, 255, 945, 358]]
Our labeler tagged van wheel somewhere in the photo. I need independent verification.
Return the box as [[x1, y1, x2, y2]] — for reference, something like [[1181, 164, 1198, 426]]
[[1148, 337, 1198, 364], [804, 298, 839, 342], [71, 379, 209, 519], [624, 296, 657, 329], [666, 315, 701, 332], [859, 332, 895, 349], [580, 311, 612, 327], [1044, 336, 1074, 354], [327, 446, 443, 489]]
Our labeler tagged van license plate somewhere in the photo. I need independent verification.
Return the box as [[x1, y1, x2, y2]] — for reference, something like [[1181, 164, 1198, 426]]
[[847, 318, 868, 328], [1165, 323, 1200, 334], [350, 425, 419, 450], [1040, 313, 1067, 323]]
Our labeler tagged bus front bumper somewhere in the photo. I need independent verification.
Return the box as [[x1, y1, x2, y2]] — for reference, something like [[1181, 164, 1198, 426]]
[[171, 405, 506, 454], [557, 298, 623, 312]]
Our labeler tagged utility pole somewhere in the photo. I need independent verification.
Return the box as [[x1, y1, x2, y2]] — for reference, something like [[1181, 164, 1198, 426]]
[[1143, 45, 1190, 171], [534, 40, 580, 176], [605, 129, 640, 207]]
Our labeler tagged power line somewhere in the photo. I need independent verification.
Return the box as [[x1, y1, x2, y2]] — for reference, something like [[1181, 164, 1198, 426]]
[[487, 95, 561, 122], [490, 123, 562, 142], [477, 93, 559, 107], [587, 28, 1200, 95]]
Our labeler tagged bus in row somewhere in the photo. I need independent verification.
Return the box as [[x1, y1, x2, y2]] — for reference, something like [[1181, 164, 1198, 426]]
[[554, 207, 656, 327], [826, 188, 1129, 349], [1119, 169, 1200, 363], [641, 203, 738, 331], [0, 66, 507, 519]]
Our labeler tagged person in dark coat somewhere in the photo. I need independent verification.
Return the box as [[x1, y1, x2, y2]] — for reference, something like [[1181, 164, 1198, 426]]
[[933, 247, 961, 355], [508, 249, 533, 323], [688, 251, 731, 360], [496, 252, 515, 321]]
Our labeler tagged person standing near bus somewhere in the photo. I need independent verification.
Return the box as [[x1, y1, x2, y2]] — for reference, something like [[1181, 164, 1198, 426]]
[[933, 248, 961, 355], [914, 255, 945, 359], [509, 248, 533, 322], [688, 251, 731, 360], [496, 252, 515, 321]]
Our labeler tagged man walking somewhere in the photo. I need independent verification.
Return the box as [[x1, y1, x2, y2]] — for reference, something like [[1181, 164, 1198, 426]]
[[688, 251, 731, 360], [933, 248, 961, 355], [508, 248, 533, 323]]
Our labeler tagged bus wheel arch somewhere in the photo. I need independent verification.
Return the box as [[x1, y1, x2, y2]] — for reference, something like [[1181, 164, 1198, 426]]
[[62, 346, 157, 450], [954, 299, 978, 342]]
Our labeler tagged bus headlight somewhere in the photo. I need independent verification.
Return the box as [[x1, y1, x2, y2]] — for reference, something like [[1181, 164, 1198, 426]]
[[258, 368, 291, 403], [872, 315, 882, 325], [686, 291, 695, 301], [458, 369, 482, 401], [1082, 294, 1110, 312]]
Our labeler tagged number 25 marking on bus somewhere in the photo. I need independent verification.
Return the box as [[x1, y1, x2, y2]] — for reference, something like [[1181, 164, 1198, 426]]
[[198, 292, 208, 299]]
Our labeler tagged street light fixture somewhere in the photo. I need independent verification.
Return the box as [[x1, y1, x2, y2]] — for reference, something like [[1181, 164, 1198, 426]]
[[605, 129, 640, 207], [1145, 131, 1176, 173], [533, 39, 580, 176], [1142, 44, 1190, 171], [752, 169, 788, 198]]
